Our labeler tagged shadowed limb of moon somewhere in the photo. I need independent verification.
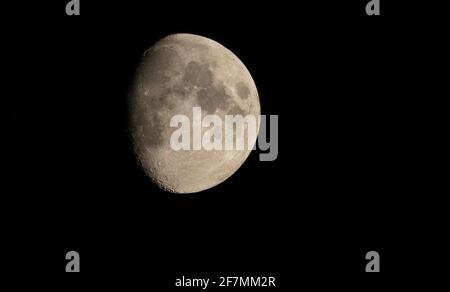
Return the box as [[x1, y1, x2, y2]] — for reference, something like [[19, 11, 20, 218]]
[[129, 33, 260, 193]]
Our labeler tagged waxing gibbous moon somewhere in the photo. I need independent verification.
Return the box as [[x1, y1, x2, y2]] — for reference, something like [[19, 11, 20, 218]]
[[129, 33, 260, 193]]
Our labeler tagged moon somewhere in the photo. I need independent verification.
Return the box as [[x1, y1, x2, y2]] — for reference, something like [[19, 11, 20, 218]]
[[129, 33, 260, 193]]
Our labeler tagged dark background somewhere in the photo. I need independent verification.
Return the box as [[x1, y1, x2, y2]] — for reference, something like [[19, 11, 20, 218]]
[[2, 0, 448, 274]]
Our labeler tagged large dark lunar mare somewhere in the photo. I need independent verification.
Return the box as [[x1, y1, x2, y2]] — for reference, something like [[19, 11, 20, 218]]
[[129, 34, 260, 193]]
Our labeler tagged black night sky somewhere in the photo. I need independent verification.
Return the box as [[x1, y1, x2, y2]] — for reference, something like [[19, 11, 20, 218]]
[[2, 0, 448, 276]]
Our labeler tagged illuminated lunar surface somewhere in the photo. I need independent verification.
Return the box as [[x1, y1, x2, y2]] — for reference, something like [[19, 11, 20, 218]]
[[129, 34, 260, 193]]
